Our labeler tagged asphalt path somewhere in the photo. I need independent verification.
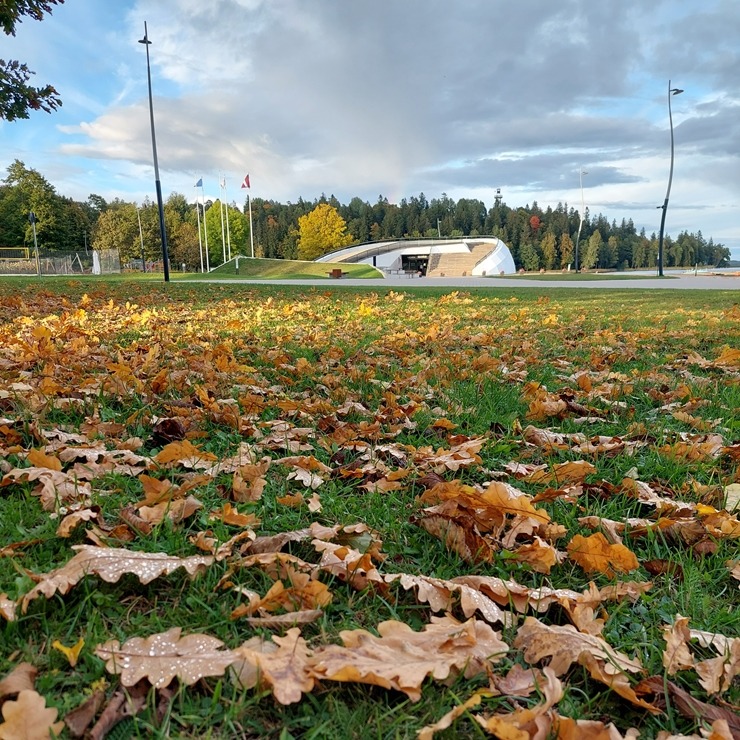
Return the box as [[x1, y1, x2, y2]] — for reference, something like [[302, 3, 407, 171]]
[[197, 273, 740, 290]]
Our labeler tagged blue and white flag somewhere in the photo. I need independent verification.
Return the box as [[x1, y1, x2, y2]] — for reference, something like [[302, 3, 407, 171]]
[[195, 178, 203, 187]]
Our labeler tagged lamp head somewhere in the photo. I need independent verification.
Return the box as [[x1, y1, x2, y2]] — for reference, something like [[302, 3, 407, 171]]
[[671, 88, 684, 95], [138, 34, 150, 45]]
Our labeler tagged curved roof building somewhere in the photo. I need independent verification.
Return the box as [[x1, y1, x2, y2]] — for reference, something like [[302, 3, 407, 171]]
[[317, 237, 516, 277]]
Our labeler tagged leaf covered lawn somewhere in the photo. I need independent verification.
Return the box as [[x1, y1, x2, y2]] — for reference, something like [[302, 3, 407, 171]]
[[0, 280, 739, 739]]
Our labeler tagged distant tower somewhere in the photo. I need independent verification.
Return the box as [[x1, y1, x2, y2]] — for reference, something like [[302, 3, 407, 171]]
[[494, 188, 502, 207]]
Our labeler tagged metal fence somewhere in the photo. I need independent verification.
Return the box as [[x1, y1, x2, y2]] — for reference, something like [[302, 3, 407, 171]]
[[0, 249, 120, 276]]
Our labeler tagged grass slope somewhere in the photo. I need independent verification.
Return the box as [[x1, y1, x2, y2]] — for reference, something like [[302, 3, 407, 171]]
[[198, 256, 382, 280]]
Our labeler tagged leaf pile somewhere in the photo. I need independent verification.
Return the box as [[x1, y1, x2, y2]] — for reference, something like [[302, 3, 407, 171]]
[[0, 282, 739, 738]]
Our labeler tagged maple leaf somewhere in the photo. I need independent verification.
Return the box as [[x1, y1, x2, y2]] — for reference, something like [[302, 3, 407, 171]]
[[96, 627, 237, 688], [21, 546, 214, 612], [309, 615, 508, 702], [232, 628, 314, 705], [567, 533, 639, 577], [0, 689, 64, 740]]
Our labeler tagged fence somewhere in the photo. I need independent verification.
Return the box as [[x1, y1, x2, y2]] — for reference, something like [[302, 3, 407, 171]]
[[0, 249, 120, 276]]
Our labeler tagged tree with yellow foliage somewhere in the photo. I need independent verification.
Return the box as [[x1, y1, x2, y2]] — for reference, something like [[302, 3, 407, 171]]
[[297, 203, 353, 260]]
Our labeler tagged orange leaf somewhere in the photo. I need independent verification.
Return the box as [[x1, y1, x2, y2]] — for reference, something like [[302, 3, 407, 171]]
[[567, 533, 639, 577]]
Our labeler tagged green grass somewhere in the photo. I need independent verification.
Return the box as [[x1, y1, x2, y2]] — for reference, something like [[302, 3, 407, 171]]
[[191, 256, 383, 280], [0, 280, 738, 738], [488, 271, 673, 281]]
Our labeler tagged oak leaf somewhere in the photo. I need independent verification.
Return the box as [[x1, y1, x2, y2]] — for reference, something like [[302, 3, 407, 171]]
[[21, 546, 214, 612], [232, 628, 314, 705], [515, 616, 643, 677], [662, 615, 695, 674], [0, 594, 16, 622], [567, 533, 639, 577], [0, 664, 37, 700], [153, 439, 218, 468], [309, 616, 508, 702], [96, 627, 237, 688], [0, 689, 64, 740]]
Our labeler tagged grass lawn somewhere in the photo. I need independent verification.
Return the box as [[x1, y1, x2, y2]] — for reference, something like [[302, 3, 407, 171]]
[[0, 278, 738, 739], [488, 272, 672, 281], [186, 256, 383, 280]]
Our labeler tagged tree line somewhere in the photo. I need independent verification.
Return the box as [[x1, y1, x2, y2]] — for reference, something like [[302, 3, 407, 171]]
[[0, 160, 730, 270]]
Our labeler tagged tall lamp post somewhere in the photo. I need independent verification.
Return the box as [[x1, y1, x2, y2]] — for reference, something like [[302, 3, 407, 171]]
[[574, 168, 587, 272], [138, 22, 170, 282], [656, 81, 683, 277]]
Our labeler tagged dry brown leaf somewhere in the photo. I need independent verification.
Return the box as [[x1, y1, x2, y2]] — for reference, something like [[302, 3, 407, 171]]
[[417, 691, 488, 740], [0, 594, 16, 622], [56, 507, 99, 537], [137, 495, 203, 526], [474, 666, 563, 738], [245, 609, 323, 628], [389, 572, 513, 626], [64, 689, 105, 739], [232, 628, 314, 705], [662, 615, 695, 674], [0, 689, 64, 740], [567, 532, 639, 576], [26, 448, 62, 471], [230, 571, 332, 619], [153, 439, 218, 468], [515, 616, 643, 676], [96, 627, 237, 688], [523, 460, 597, 485], [636, 676, 740, 736], [309, 615, 508, 702], [21, 545, 214, 612], [0, 664, 37, 700], [554, 715, 639, 739]]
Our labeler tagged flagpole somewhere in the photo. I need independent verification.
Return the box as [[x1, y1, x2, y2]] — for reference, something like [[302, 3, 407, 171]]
[[194, 181, 204, 273], [201, 181, 210, 271], [218, 174, 226, 264], [224, 176, 232, 262], [241, 173, 254, 258], [248, 193, 254, 258]]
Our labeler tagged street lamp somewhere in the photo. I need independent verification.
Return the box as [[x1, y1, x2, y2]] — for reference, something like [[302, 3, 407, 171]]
[[138, 22, 170, 282], [574, 168, 587, 272], [656, 81, 683, 277]]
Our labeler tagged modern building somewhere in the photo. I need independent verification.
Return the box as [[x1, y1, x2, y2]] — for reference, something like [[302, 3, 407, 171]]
[[317, 237, 516, 277]]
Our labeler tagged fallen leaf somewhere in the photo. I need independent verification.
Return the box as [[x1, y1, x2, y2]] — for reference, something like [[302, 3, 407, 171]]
[[662, 615, 695, 674], [309, 615, 508, 702], [0, 664, 37, 700], [96, 627, 237, 688], [52, 637, 85, 668], [22, 546, 214, 612], [567, 532, 639, 577], [0, 689, 64, 740]]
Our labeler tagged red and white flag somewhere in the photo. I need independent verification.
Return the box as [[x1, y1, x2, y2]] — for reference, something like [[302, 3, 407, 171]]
[[241, 174, 250, 189]]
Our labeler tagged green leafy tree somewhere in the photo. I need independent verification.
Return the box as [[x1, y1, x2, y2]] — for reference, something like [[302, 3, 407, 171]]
[[519, 242, 540, 271], [0, 0, 63, 121], [92, 202, 138, 259], [559, 231, 574, 269], [582, 229, 602, 270], [297, 203, 353, 260], [540, 231, 557, 270]]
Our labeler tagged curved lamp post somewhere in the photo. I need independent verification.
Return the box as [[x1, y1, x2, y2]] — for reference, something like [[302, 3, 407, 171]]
[[574, 168, 587, 272], [656, 81, 683, 277], [139, 22, 170, 282]]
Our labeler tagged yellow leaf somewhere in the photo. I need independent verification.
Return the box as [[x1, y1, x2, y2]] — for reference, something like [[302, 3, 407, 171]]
[[566, 533, 639, 577], [52, 637, 84, 667]]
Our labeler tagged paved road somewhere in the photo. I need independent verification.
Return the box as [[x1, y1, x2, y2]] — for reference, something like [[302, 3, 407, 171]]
[[197, 273, 740, 290]]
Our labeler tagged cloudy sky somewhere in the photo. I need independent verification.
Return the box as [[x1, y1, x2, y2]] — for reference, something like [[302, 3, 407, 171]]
[[1, 0, 739, 255]]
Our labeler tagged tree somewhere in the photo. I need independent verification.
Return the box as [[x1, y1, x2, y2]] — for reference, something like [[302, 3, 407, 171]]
[[540, 231, 557, 270], [297, 203, 353, 260], [582, 229, 602, 270], [559, 232, 574, 269], [0, 0, 63, 121]]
